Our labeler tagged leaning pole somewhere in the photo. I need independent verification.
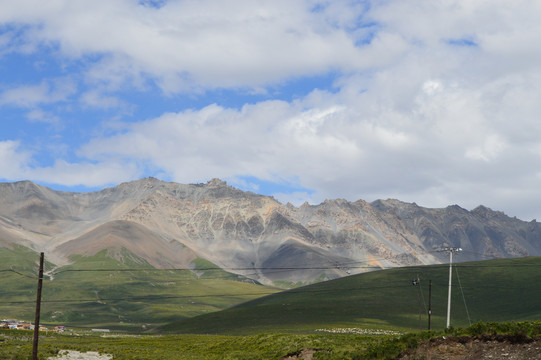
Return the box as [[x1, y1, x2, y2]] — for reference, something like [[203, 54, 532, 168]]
[[32, 252, 44, 360]]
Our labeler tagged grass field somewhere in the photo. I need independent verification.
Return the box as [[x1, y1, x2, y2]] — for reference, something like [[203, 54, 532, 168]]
[[0, 328, 404, 360], [3, 244, 541, 335], [3, 246, 541, 359], [162, 256, 541, 334], [3, 322, 541, 359], [0, 246, 278, 331]]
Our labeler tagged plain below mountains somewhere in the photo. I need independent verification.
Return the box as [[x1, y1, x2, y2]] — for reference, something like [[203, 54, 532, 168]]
[[1, 178, 540, 286]]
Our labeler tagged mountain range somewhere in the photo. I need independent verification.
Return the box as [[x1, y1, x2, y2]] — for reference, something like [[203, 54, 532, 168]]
[[1, 178, 540, 286]]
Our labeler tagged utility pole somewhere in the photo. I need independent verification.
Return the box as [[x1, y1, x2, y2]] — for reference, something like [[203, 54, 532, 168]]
[[428, 280, 432, 330], [412, 274, 422, 331], [32, 252, 44, 360], [440, 247, 462, 328]]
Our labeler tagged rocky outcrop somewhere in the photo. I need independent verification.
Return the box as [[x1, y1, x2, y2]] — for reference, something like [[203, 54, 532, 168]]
[[1, 179, 540, 285]]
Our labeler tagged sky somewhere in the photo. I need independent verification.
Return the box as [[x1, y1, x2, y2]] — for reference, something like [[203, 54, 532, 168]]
[[1, 0, 541, 221]]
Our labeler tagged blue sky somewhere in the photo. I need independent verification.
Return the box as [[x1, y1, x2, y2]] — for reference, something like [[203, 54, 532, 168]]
[[2, 0, 541, 221]]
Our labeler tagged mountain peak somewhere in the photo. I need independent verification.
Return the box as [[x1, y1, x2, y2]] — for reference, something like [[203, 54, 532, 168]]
[[206, 178, 228, 187], [472, 205, 505, 218], [1, 179, 540, 286]]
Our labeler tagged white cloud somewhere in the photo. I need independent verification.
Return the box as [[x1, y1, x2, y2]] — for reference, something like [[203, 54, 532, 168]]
[[80, 90, 123, 110], [0, 78, 76, 107], [2, 0, 541, 222], [465, 134, 507, 162], [0, 140, 139, 187], [26, 109, 60, 125], [29, 160, 140, 187], [273, 191, 315, 207], [70, 51, 541, 219], [0, 0, 378, 92], [0, 140, 31, 179]]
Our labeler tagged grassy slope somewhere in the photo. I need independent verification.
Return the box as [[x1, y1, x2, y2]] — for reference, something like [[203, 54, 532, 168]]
[[4, 242, 541, 334], [1, 329, 384, 360], [0, 245, 56, 322], [0, 246, 278, 330], [162, 256, 541, 334], [4, 322, 541, 359]]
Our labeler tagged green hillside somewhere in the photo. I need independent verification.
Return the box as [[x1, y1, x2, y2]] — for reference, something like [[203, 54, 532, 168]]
[[162, 256, 541, 334], [5, 244, 541, 334], [0, 245, 278, 331]]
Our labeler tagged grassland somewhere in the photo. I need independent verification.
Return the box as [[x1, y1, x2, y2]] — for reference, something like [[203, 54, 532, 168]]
[[3, 243, 541, 336], [3, 321, 541, 359], [0, 329, 389, 360], [0, 246, 278, 331], [3, 245, 541, 359], [162, 256, 541, 334]]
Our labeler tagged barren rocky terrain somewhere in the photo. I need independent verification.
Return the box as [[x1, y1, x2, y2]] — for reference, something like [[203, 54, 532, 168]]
[[2, 178, 541, 285]]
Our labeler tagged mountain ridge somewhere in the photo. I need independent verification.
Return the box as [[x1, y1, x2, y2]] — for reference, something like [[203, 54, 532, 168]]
[[1, 178, 540, 286]]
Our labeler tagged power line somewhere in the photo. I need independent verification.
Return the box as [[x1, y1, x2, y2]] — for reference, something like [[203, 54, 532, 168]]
[[49, 265, 383, 276], [44, 254, 416, 275], [0, 268, 38, 279], [0, 283, 418, 305], [50, 262, 541, 274], [3, 262, 541, 285]]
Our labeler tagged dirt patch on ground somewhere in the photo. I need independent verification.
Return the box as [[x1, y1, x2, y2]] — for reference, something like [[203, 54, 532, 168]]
[[397, 334, 541, 360], [280, 348, 329, 360], [48, 350, 112, 360]]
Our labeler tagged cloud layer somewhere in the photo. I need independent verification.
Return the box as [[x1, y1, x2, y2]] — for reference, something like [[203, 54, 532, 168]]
[[2, 0, 541, 220]]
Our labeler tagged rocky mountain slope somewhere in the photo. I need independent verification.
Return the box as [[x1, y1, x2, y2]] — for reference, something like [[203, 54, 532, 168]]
[[1, 178, 540, 285]]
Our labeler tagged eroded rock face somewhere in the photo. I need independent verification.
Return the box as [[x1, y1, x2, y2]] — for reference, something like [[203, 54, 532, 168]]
[[1, 179, 541, 285]]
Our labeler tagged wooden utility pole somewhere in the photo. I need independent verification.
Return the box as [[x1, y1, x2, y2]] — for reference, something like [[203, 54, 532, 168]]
[[32, 252, 44, 360]]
